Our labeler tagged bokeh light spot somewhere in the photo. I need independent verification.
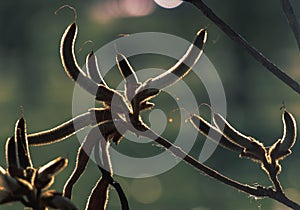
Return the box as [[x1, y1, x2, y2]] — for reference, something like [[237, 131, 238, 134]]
[[130, 176, 162, 204], [154, 0, 183, 9]]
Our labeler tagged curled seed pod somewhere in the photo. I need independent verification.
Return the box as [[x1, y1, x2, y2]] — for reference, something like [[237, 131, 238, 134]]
[[14, 178, 33, 195], [270, 110, 297, 160], [116, 53, 140, 101], [86, 51, 106, 85], [143, 28, 207, 90], [94, 141, 129, 210], [35, 176, 54, 190], [42, 190, 78, 210], [213, 113, 253, 149], [213, 113, 266, 160], [28, 112, 92, 146], [98, 120, 127, 141], [88, 108, 112, 126], [140, 101, 155, 111], [14, 118, 32, 170], [99, 121, 118, 140], [111, 132, 123, 145], [38, 157, 68, 179], [5, 137, 18, 176], [89, 139, 112, 210], [63, 126, 100, 198], [61, 23, 88, 82], [60, 22, 129, 111], [86, 178, 109, 210], [280, 110, 297, 151], [0, 191, 16, 205], [190, 114, 243, 152], [134, 84, 160, 105], [35, 157, 68, 189], [116, 53, 138, 83], [0, 172, 22, 193]]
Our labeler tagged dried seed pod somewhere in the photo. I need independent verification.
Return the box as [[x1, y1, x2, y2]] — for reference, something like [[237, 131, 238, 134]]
[[5, 137, 18, 176], [144, 28, 207, 90], [134, 85, 160, 105], [88, 108, 112, 126], [213, 113, 266, 161], [28, 112, 92, 146], [280, 110, 297, 151], [86, 178, 109, 210], [14, 178, 33, 195], [116, 53, 140, 101], [35, 176, 54, 190], [140, 101, 155, 111], [86, 51, 106, 85], [213, 113, 253, 149], [111, 130, 124, 145], [37, 157, 68, 179], [42, 190, 78, 210], [60, 22, 129, 111], [0, 172, 22, 193], [270, 110, 297, 160], [35, 157, 68, 189], [0, 191, 14, 205], [63, 127, 99, 198], [14, 118, 32, 169], [94, 141, 129, 210], [190, 114, 243, 152], [99, 121, 118, 140]]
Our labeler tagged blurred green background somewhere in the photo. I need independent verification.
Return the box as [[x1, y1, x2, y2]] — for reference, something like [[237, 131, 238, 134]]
[[0, 0, 300, 209]]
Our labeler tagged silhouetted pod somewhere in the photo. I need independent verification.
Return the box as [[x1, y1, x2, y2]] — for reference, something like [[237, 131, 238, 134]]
[[140, 101, 155, 111], [63, 127, 102, 198], [35, 157, 68, 189], [28, 112, 92, 146], [280, 110, 297, 151], [14, 118, 32, 169], [190, 114, 243, 152], [60, 22, 128, 109], [270, 110, 297, 160], [86, 178, 109, 210], [88, 108, 112, 126], [5, 137, 18, 175], [144, 28, 207, 90], [116, 53, 140, 101], [213, 113, 254, 150], [86, 51, 106, 85], [41, 190, 78, 210], [134, 86, 160, 105], [213, 113, 266, 161]]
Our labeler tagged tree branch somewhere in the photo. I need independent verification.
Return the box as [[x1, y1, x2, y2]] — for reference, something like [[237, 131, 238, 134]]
[[281, 0, 300, 51], [183, 0, 300, 94]]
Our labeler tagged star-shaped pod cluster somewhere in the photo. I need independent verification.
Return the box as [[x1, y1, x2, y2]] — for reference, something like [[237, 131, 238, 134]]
[[1, 117, 76, 210]]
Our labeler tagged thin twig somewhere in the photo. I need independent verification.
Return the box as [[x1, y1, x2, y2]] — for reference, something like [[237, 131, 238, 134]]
[[281, 0, 300, 51], [183, 0, 300, 94], [132, 123, 300, 209]]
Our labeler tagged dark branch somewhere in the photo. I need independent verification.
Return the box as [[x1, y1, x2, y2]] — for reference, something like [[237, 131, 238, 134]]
[[281, 0, 300, 51], [183, 0, 300, 94], [131, 122, 300, 209]]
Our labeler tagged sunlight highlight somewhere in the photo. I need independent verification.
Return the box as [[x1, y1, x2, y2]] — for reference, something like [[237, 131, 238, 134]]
[[154, 0, 183, 9]]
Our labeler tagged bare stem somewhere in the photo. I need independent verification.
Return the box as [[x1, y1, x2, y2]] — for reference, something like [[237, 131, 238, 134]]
[[281, 0, 300, 51], [183, 0, 300, 94], [134, 123, 300, 209]]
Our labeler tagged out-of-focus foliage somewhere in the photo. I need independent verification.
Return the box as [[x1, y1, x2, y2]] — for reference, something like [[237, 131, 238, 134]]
[[0, 0, 299, 209]]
